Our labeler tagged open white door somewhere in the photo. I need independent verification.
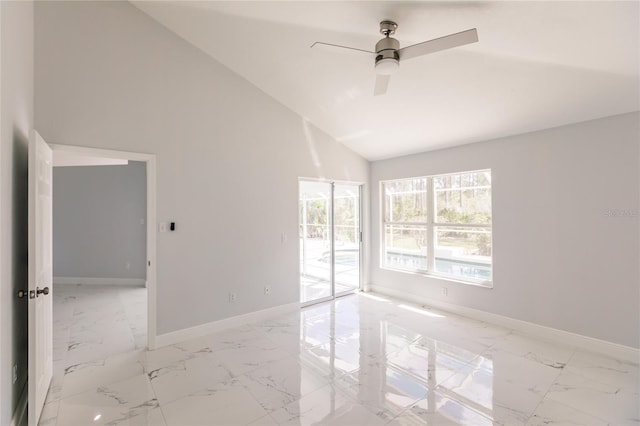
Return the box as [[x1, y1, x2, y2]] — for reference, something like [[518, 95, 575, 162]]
[[28, 130, 53, 426]]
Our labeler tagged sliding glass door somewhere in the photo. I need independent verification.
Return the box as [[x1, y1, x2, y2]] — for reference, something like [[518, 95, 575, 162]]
[[299, 180, 361, 305], [333, 184, 360, 296], [299, 181, 333, 303]]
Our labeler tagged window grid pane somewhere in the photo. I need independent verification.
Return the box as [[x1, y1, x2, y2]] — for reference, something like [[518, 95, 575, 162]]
[[384, 178, 428, 223], [384, 224, 427, 271], [434, 226, 492, 281], [434, 171, 492, 225]]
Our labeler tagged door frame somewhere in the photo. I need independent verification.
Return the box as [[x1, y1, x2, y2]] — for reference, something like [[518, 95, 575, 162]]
[[298, 177, 363, 307], [49, 144, 158, 349]]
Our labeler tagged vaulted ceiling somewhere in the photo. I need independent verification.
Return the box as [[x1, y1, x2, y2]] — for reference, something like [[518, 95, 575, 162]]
[[132, 1, 639, 160]]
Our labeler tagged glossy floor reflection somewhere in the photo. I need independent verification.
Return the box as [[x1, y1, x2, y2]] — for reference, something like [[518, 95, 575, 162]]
[[299, 276, 354, 304], [40, 287, 639, 425]]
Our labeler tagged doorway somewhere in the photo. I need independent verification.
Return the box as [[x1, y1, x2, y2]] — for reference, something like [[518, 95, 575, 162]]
[[299, 180, 362, 305], [49, 144, 157, 348]]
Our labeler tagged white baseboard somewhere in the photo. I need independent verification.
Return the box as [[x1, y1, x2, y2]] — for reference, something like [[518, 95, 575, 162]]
[[11, 384, 27, 426], [155, 302, 300, 348], [53, 276, 146, 286], [369, 284, 639, 364]]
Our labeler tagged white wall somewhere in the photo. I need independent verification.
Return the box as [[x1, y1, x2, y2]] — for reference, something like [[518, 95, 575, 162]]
[[370, 112, 640, 349], [0, 0, 33, 424], [35, 1, 369, 335], [53, 162, 147, 281]]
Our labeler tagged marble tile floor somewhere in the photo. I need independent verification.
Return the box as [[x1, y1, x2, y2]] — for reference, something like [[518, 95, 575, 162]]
[[39, 286, 639, 426]]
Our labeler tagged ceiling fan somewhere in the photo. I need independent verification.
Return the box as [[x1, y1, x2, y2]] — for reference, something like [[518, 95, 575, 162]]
[[311, 21, 478, 96]]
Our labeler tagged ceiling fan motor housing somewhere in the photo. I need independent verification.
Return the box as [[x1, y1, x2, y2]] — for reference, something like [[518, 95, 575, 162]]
[[375, 37, 400, 74], [375, 37, 399, 58]]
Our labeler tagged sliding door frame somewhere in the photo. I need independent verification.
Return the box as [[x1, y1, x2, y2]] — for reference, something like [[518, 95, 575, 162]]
[[299, 178, 363, 307], [334, 183, 362, 299]]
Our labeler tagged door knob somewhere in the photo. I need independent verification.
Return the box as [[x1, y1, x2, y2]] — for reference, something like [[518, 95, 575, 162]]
[[36, 286, 50, 296]]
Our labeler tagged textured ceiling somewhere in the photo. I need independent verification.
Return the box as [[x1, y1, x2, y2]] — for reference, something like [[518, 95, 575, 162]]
[[132, 1, 640, 160]]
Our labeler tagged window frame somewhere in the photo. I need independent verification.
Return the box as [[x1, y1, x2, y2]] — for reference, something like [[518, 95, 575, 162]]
[[381, 169, 493, 288]]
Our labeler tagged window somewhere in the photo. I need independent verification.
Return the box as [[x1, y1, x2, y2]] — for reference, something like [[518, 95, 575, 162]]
[[382, 170, 492, 285]]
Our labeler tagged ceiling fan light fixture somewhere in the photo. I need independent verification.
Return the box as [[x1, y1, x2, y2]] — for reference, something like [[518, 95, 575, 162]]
[[375, 58, 399, 75]]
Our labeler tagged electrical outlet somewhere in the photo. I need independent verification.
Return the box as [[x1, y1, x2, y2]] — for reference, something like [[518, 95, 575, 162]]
[[12, 363, 17, 384], [442, 287, 448, 296], [125, 261, 131, 270], [264, 285, 271, 295], [229, 292, 237, 303]]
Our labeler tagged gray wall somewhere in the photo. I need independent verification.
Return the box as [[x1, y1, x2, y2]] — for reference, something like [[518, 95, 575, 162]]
[[370, 112, 640, 349], [0, 0, 33, 424], [53, 162, 147, 280], [35, 1, 369, 335]]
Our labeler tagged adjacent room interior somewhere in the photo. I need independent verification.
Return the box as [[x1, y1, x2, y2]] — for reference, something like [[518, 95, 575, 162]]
[[51, 153, 148, 363], [0, 1, 638, 426]]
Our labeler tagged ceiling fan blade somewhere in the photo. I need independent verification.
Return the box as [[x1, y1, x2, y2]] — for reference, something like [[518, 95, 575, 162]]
[[397, 28, 478, 61], [310, 41, 374, 55], [374, 74, 390, 96]]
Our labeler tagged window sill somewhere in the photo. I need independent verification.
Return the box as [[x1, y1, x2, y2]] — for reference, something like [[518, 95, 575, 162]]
[[380, 266, 493, 289]]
